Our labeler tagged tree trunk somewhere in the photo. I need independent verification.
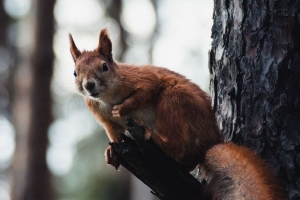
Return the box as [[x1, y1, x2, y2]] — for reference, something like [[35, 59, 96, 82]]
[[11, 0, 55, 199], [209, 0, 300, 199]]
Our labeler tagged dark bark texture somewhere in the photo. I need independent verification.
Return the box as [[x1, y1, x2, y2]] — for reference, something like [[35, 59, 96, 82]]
[[209, 0, 300, 199]]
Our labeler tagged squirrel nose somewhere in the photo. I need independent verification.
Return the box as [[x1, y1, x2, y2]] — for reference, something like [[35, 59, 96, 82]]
[[84, 81, 95, 91]]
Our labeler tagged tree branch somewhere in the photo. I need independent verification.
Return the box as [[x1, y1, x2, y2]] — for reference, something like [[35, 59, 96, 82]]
[[110, 117, 204, 200]]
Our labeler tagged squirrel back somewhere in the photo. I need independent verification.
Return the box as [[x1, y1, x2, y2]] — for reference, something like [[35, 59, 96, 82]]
[[200, 143, 285, 200]]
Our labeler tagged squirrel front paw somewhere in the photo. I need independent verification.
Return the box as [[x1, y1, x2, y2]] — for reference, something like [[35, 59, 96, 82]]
[[112, 104, 131, 118], [104, 145, 120, 170], [112, 105, 122, 118]]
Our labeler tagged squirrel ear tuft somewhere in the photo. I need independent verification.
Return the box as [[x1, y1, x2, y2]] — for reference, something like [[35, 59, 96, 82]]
[[97, 28, 113, 63], [69, 34, 81, 62]]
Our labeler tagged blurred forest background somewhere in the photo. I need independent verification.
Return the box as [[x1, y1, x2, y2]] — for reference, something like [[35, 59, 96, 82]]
[[0, 0, 213, 199]]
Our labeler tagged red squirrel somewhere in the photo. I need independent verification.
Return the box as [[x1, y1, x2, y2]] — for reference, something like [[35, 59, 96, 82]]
[[69, 29, 285, 199], [69, 28, 222, 171]]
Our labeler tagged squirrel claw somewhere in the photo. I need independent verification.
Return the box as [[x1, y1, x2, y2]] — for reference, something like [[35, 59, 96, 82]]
[[105, 145, 120, 170]]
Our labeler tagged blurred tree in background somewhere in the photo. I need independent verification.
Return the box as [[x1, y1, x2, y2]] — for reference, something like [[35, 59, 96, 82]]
[[12, 0, 55, 199]]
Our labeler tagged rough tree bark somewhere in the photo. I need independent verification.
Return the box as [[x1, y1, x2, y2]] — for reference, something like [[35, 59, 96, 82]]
[[209, 0, 300, 199], [11, 0, 55, 199]]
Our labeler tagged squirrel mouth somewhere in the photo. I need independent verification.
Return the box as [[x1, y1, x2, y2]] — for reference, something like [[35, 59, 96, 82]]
[[90, 92, 100, 97]]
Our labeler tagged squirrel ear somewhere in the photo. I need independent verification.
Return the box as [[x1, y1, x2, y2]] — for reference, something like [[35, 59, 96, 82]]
[[69, 34, 81, 62], [97, 28, 113, 63]]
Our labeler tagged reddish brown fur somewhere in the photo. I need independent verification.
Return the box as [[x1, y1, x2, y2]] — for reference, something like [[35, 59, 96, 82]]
[[200, 143, 286, 200], [69, 29, 222, 171]]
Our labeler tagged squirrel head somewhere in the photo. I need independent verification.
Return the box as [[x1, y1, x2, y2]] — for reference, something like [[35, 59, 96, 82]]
[[69, 29, 117, 99]]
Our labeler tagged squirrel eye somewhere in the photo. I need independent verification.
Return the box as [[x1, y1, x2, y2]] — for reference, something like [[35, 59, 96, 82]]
[[73, 70, 77, 77], [102, 63, 108, 71]]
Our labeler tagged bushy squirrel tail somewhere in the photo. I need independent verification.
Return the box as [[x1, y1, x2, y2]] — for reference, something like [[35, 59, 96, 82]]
[[199, 143, 286, 200]]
